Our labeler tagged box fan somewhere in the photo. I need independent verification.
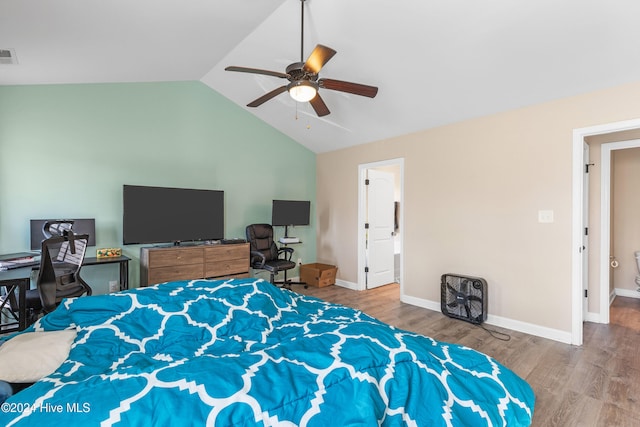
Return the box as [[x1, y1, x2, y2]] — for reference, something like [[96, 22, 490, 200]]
[[440, 274, 488, 325]]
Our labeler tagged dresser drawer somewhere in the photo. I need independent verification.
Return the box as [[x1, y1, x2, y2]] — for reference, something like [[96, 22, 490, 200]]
[[204, 244, 248, 262], [223, 272, 250, 280], [205, 258, 249, 278], [148, 248, 203, 268], [140, 244, 249, 287], [148, 264, 204, 285]]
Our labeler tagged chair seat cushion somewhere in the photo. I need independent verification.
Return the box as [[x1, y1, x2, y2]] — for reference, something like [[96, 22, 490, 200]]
[[260, 259, 296, 273]]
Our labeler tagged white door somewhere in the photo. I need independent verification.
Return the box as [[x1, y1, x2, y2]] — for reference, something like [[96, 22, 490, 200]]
[[582, 142, 589, 319], [366, 169, 395, 288]]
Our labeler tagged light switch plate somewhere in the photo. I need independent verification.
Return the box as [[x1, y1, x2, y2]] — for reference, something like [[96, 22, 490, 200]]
[[538, 210, 554, 223]]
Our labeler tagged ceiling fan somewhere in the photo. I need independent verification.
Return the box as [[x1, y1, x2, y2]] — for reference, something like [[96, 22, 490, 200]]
[[225, 0, 378, 117]]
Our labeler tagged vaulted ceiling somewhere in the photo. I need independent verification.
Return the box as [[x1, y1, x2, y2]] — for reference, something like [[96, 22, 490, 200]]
[[3, 0, 640, 153]]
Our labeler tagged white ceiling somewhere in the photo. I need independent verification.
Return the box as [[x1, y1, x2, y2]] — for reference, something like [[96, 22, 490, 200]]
[[3, 0, 640, 153]]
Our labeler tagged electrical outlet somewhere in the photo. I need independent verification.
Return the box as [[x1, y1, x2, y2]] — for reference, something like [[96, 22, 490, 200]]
[[297, 258, 303, 266], [109, 281, 119, 293]]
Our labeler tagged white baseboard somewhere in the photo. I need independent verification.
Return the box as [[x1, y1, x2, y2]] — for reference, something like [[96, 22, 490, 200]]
[[401, 294, 440, 312], [400, 294, 572, 344], [486, 313, 572, 344], [334, 279, 361, 291], [614, 288, 640, 299], [330, 282, 572, 344], [584, 312, 601, 323]]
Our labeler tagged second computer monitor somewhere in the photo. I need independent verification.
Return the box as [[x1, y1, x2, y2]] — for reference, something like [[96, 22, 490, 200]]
[[30, 218, 96, 250], [271, 200, 310, 227]]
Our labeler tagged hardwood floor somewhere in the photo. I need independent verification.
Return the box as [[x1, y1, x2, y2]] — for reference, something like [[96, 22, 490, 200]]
[[296, 283, 640, 427]]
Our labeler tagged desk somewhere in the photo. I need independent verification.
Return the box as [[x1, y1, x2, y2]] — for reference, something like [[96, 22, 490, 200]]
[[82, 256, 130, 291], [0, 255, 130, 332], [0, 268, 30, 333]]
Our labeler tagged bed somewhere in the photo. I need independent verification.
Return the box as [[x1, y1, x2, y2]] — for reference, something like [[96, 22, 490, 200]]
[[0, 278, 534, 426]]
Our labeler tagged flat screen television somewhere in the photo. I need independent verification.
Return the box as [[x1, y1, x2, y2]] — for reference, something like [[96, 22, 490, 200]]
[[123, 185, 224, 245], [30, 218, 96, 250], [271, 200, 311, 227]]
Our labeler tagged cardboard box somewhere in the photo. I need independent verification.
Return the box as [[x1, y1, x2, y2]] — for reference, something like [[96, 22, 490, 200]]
[[300, 263, 337, 287]]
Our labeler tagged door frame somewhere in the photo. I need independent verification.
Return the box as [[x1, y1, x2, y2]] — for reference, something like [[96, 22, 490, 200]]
[[582, 142, 589, 321], [572, 118, 640, 345], [358, 158, 405, 292]]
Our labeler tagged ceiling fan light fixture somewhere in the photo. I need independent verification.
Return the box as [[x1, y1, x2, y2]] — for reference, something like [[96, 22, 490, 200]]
[[288, 80, 318, 102], [224, 0, 377, 115]]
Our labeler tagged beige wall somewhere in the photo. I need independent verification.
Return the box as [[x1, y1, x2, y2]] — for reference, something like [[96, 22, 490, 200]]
[[612, 147, 640, 293], [316, 80, 640, 334]]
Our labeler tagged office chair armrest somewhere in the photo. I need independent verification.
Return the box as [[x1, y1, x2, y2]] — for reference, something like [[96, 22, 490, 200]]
[[278, 247, 294, 261], [250, 250, 266, 268]]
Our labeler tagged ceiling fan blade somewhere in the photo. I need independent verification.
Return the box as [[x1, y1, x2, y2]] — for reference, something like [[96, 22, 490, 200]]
[[246, 85, 288, 107], [319, 78, 378, 98], [303, 44, 337, 74], [225, 66, 289, 79], [309, 93, 330, 117]]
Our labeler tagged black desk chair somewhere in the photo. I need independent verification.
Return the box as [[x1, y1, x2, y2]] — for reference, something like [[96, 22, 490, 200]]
[[25, 231, 92, 321], [246, 224, 305, 289]]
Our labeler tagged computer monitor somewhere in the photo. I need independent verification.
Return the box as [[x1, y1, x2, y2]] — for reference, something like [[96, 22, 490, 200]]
[[30, 218, 96, 250], [271, 200, 310, 227]]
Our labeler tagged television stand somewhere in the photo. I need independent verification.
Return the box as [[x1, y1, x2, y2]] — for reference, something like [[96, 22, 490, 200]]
[[277, 230, 306, 289], [140, 243, 249, 286]]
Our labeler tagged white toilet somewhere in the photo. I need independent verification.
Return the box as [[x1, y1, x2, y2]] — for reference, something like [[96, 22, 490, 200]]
[[636, 251, 640, 288]]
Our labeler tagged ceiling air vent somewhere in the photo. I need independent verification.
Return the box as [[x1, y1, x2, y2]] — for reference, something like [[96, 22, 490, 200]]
[[0, 49, 18, 65]]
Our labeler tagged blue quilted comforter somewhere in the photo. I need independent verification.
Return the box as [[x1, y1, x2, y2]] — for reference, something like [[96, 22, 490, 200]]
[[1, 279, 534, 426]]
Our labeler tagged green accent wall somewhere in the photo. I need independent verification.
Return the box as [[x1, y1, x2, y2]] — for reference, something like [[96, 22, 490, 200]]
[[0, 81, 316, 291]]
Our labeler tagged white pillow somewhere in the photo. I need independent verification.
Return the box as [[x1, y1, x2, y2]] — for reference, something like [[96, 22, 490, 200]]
[[0, 329, 77, 383]]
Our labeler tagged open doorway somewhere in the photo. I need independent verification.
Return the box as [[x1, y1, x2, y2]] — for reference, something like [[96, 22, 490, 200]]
[[357, 158, 404, 293], [610, 147, 640, 301], [608, 146, 640, 330], [599, 140, 640, 319], [572, 119, 640, 345]]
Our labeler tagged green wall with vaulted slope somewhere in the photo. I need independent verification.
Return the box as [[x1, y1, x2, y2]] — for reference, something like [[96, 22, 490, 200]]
[[0, 81, 316, 290]]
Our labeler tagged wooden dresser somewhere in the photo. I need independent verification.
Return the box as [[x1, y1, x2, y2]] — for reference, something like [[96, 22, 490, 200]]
[[140, 243, 249, 287]]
